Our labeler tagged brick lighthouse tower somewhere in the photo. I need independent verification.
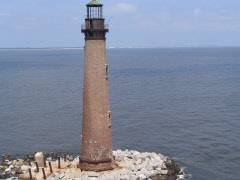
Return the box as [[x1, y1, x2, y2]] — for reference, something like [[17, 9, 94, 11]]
[[79, 0, 115, 171]]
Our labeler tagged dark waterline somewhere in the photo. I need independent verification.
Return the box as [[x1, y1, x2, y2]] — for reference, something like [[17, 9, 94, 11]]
[[0, 47, 240, 179]]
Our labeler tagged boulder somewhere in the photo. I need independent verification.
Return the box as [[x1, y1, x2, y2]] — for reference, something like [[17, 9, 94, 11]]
[[13, 159, 24, 167], [5, 168, 11, 173], [6, 177, 19, 180], [35, 152, 44, 167], [67, 155, 74, 161], [135, 159, 142, 165], [139, 174, 146, 179], [0, 174, 11, 179], [20, 165, 31, 171], [88, 171, 100, 177], [47, 178, 57, 180], [59, 173, 65, 179], [18, 173, 30, 180], [65, 173, 71, 179], [65, 168, 71, 173], [74, 173, 81, 178], [89, 178, 97, 180], [71, 158, 79, 167], [0, 165, 6, 169], [160, 169, 168, 175]]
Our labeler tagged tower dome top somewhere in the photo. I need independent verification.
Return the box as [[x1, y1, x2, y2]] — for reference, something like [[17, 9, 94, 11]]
[[87, 0, 103, 6]]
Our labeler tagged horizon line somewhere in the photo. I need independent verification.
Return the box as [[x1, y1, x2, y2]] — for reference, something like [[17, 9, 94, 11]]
[[0, 45, 240, 50]]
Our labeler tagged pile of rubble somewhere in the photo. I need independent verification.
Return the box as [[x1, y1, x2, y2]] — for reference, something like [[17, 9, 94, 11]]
[[0, 150, 189, 180]]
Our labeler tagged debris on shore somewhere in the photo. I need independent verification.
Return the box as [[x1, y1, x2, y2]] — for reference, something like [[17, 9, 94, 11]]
[[0, 150, 190, 180]]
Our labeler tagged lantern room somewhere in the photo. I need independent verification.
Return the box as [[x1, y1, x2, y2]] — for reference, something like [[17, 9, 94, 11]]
[[86, 0, 103, 19], [81, 0, 109, 40]]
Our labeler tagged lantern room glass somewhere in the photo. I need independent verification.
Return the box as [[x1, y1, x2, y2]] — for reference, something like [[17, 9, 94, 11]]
[[87, 6, 103, 19]]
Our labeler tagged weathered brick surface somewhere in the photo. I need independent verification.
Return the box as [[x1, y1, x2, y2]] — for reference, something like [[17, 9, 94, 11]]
[[80, 40, 115, 170]]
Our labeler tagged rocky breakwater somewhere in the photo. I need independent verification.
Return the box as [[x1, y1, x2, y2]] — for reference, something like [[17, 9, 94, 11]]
[[0, 150, 189, 180]]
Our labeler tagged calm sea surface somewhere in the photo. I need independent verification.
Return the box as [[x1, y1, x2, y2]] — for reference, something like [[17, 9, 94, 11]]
[[0, 47, 240, 179]]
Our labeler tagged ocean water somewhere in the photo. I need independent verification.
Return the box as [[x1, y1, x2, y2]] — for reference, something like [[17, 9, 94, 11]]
[[0, 47, 240, 179]]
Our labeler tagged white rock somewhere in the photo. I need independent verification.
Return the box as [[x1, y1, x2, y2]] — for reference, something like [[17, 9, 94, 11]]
[[15, 166, 21, 169], [88, 171, 100, 177], [30, 167, 37, 173], [75, 173, 81, 178], [111, 172, 121, 180], [109, 175, 118, 180], [71, 158, 79, 167], [129, 174, 138, 180], [18, 173, 30, 180], [154, 156, 161, 162], [135, 159, 142, 165], [6, 178, 19, 180], [120, 175, 129, 180], [129, 164, 136, 171], [120, 169, 130, 175], [4, 168, 11, 173], [65, 168, 71, 173], [145, 157, 150, 162], [13, 159, 24, 167], [150, 170, 158, 176], [21, 165, 31, 171], [89, 178, 97, 180], [47, 178, 56, 180], [141, 168, 150, 176], [161, 169, 168, 175], [81, 176, 89, 180], [156, 167, 161, 171], [65, 174, 71, 179], [35, 152, 44, 167], [139, 174, 146, 179], [161, 163, 167, 169], [59, 173, 65, 179], [158, 154, 165, 160]]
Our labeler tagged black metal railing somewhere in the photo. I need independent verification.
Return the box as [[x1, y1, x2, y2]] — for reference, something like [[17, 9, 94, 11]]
[[85, 15, 103, 19], [81, 24, 109, 30]]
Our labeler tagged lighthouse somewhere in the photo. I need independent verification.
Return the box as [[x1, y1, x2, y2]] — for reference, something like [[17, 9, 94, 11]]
[[79, 0, 115, 171]]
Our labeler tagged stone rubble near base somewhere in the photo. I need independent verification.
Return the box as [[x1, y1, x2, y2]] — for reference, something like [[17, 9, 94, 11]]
[[35, 152, 44, 167], [0, 150, 188, 180]]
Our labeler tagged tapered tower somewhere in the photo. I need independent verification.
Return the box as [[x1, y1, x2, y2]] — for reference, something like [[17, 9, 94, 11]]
[[79, 0, 115, 171]]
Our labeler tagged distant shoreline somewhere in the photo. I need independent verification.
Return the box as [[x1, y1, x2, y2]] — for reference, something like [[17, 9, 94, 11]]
[[0, 45, 240, 50], [0, 47, 84, 50]]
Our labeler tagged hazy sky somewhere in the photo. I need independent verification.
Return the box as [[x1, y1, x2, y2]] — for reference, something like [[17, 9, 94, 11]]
[[0, 0, 240, 48]]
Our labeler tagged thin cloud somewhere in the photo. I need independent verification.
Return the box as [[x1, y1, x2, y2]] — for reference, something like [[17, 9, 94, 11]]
[[115, 3, 136, 13], [193, 9, 202, 16], [106, 3, 137, 14], [0, 13, 10, 17], [192, 8, 231, 20]]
